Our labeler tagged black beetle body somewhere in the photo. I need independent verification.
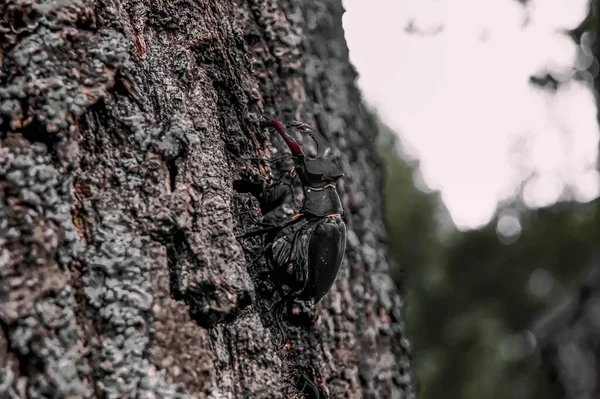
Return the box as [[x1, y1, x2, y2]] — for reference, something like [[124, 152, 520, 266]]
[[243, 119, 347, 305], [269, 213, 346, 303]]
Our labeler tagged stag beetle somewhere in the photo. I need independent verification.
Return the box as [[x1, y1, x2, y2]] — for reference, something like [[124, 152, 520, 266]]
[[240, 119, 347, 310]]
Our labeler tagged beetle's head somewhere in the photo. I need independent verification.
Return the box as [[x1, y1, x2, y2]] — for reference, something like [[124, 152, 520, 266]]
[[262, 120, 344, 188]]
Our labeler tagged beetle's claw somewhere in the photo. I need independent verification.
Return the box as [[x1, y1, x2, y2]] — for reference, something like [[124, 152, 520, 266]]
[[277, 323, 287, 347], [296, 370, 321, 399], [288, 120, 313, 131], [274, 297, 288, 347]]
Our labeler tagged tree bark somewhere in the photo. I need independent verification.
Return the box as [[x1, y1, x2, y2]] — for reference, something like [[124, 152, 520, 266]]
[[0, 0, 415, 397]]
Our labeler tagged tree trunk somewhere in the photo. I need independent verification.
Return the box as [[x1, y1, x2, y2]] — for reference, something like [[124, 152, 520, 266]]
[[0, 0, 415, 397]]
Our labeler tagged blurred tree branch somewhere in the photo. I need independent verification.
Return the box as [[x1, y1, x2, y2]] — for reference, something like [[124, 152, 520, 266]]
[[533, 2, 600, 398]]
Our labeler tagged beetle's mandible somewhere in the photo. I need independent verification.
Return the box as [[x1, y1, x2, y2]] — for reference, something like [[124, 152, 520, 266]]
[[240, 119, 347, 307]]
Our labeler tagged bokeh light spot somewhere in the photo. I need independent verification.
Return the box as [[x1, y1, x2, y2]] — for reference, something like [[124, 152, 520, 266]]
[[528, 268, 554, 297], [496, 212, 522, 244]]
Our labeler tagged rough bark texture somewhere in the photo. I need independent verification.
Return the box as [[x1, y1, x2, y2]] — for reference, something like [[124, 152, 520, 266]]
[[0, 0, 415, 398]]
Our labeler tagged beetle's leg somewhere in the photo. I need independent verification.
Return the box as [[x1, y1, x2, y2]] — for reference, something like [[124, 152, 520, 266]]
[[266, 167, 297, 192], [259, 180, 291, 214], [286, 224, 312, 292], [273, 296, 289, 346], [241, 155, 293, 163], [237, 183, 298, 234], [257, 171, 298, 214], [299, 380, 308, 396], [236, 224, 281, 239], [296, 370, 320, 399], [269, 167, 297, 186], [240, 210, 280, 229], [277, 303, 287, 347], [246, 247, 268, 267], [236, 214, 304, 239], [238, 172, 297, 231], [270, 242, 296, 347]]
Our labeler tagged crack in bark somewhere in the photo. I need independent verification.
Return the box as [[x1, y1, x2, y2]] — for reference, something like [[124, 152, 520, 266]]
[[166, 158, 178, 192]]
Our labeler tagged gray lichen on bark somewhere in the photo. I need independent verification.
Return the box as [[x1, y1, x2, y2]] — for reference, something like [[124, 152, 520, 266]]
[[1, 0, 415, 397]]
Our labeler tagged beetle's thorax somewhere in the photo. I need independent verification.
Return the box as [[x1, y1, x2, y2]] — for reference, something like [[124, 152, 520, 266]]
[[301, 185, 343, 218], [295, 155, 344, 188], [295, 155, 344, 218]]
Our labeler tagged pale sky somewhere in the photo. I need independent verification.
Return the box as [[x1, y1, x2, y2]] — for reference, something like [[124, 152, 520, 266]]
[[342, 0, 599, 229]]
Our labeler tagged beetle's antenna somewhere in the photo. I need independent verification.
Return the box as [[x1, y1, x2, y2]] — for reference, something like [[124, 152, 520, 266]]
[[241, 155, 293, 163], [236, 215, 304, 239], [296, 370, 320, 398]]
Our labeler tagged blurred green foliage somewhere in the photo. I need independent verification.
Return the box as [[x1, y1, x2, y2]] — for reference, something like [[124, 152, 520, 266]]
[[375, 117, 600, 399]]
